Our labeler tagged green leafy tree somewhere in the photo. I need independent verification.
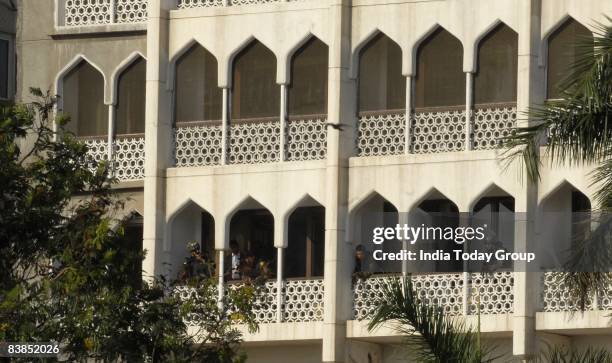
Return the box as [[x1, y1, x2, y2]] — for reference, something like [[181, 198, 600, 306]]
[[0, 89, 258, 362], [503, 19, 612, 311]]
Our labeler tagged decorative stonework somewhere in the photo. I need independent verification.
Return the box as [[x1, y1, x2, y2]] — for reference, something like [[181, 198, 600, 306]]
[[115, 0, 148, 23], [469, 271, 514, 314], [229, 119, 280, 164], [174, 122, 223, 167], [83, 137, 109, 172], [411, 109, 465, 153], [286, 117, 327, 161], [177, 0, 224, 8], [283, 279, 324, 322], [63, 0, 147, 26], [114, 135, 145, 181], [356, 112, 405, 157], [472, 104, 516, 150], [542, 272, 595, 312], [412, 273, 465, 315]]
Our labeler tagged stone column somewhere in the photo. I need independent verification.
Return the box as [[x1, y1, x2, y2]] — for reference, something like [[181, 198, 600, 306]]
[[323, 0, 354, 361], [142, 0, 175, 279], [404, 76, 412, 154], [465, 72, 473, 151], [107, 103, 115, 162], [513, 0, 543, 359]]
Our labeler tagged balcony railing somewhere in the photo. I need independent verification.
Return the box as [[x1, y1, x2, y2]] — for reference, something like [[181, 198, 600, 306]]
[[542, 272, 612, 312], [356, 110, 405, 157], [355, 103, 517, 157], [59, 0, 148, 27], [174, 121, 223, 167], [175, 278, 324, 324], [173, 115, 327, 167], [352, 272, 514, 320], [229, 117, 281, 164], [286, 115, 327, 161], [79, 134, 145, 182]]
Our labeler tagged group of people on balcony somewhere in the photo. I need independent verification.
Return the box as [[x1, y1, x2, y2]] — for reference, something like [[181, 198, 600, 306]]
[[178, 239, 273, 284]]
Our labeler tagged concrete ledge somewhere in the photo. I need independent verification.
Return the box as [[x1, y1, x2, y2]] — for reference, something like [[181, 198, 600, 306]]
[[170, 0, 329, 19], [237, 321, 324, 343], [536, 311, 612, 333], [349, 149, 504, 168], [347, 314, 513, 341], [166, 159, 327, 178], [52, 23, 147, 38]]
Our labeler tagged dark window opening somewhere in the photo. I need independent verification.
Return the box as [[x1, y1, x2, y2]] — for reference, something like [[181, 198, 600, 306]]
[[288, 38, 328, 116], [285, 206, 325, 278], [474, 24, 518, 104], [175, 45, 222, 122], [63, 61, 108, 137], [415, 28, 465, 108], [123, 213, 143, 288], [418, 198, 461, 272], [232, 41, 279, 120], [0, 39, 8, 99], [116, 57, 146, 135], [547, 19, 593, 100], [358, 33, 405, 113]]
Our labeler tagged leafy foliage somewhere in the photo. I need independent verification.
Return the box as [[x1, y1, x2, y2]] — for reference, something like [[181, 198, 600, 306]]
[[0, 89, 258, 362], [367, 277, 491, 363]]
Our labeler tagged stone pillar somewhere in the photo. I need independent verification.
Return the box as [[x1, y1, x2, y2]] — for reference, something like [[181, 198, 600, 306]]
[[107, 103, 115, 162], [221, 87, 229, 165], [279, 84, 288, 162], [142, 0, 175, 279], [276, 247, 284, 322], [513, 0, 543, 359], [322, 0, 353, 361]]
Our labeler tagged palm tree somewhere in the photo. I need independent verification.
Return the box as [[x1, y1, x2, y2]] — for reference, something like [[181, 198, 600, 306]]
[[503, 19, 612, 310], [367, 277, 612, 362], [367, 277, 489, 363]]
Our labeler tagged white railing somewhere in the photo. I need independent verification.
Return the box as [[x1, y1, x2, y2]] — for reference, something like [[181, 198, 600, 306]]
[[114, 135, 145, 181], [229, 118, 280, 164], [541, 272, 612, 312], [60, 0, 148, 27], [472, 104, 517, 150], [174, 121, 223, 167], [356, 111, 405, 157], [286, 116, 327, 161], [80, 135, 145, 181], [353, 272, 514, 320], [282, 278, 324, 322], [176, 278, 324, 324], [82, 137, 110, 174], [411, 107, 466, 154]]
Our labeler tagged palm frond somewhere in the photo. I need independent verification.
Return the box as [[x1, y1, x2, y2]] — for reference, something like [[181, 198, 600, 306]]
[[503, 19, 612, 183], [367, 277, 491, 363]]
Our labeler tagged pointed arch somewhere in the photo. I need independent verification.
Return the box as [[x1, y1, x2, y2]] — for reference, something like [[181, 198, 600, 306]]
[[407, 187, 458, 212], [282, 32, 327, 84], [55, 54, 108, 110], [115, 53, 146, 135], [230, 38, 279, 119], [349, 28, 385, 79], [110, 51, 146, 105], [356, 31, 405, 113], [287, 35, 329, 116], [414, 26, 465, 108], [467, 183, 515, 212], [408, 23, 444, 76]]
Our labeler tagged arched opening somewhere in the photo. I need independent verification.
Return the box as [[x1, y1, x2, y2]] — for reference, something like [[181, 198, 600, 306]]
[[175, 44, 222, 122], [474, 24, 518, 105], [232, 40, 279, 120], [540, 183, 591, 269], [227, 201, 275, 282], [546, 18, 593, 100], [286, 203, 325, 279], [415, 28, 465, 108], [116, 57, 146, 135], [62, 60, 107, 137], [168, 202, 216, 282], [471, 187, 515, 272], [288, 37, 328, 117], [358, 33, 405, 113], [412, 192, 461, 272], [351, 193, 400, 274]]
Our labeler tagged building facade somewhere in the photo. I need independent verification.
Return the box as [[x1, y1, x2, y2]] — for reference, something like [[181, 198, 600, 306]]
[[14, 0, 612, 362]]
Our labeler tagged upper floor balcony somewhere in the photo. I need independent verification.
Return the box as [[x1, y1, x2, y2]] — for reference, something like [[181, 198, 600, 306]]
[[56, 0, 148, 28], [52, 17, 590, 181]]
